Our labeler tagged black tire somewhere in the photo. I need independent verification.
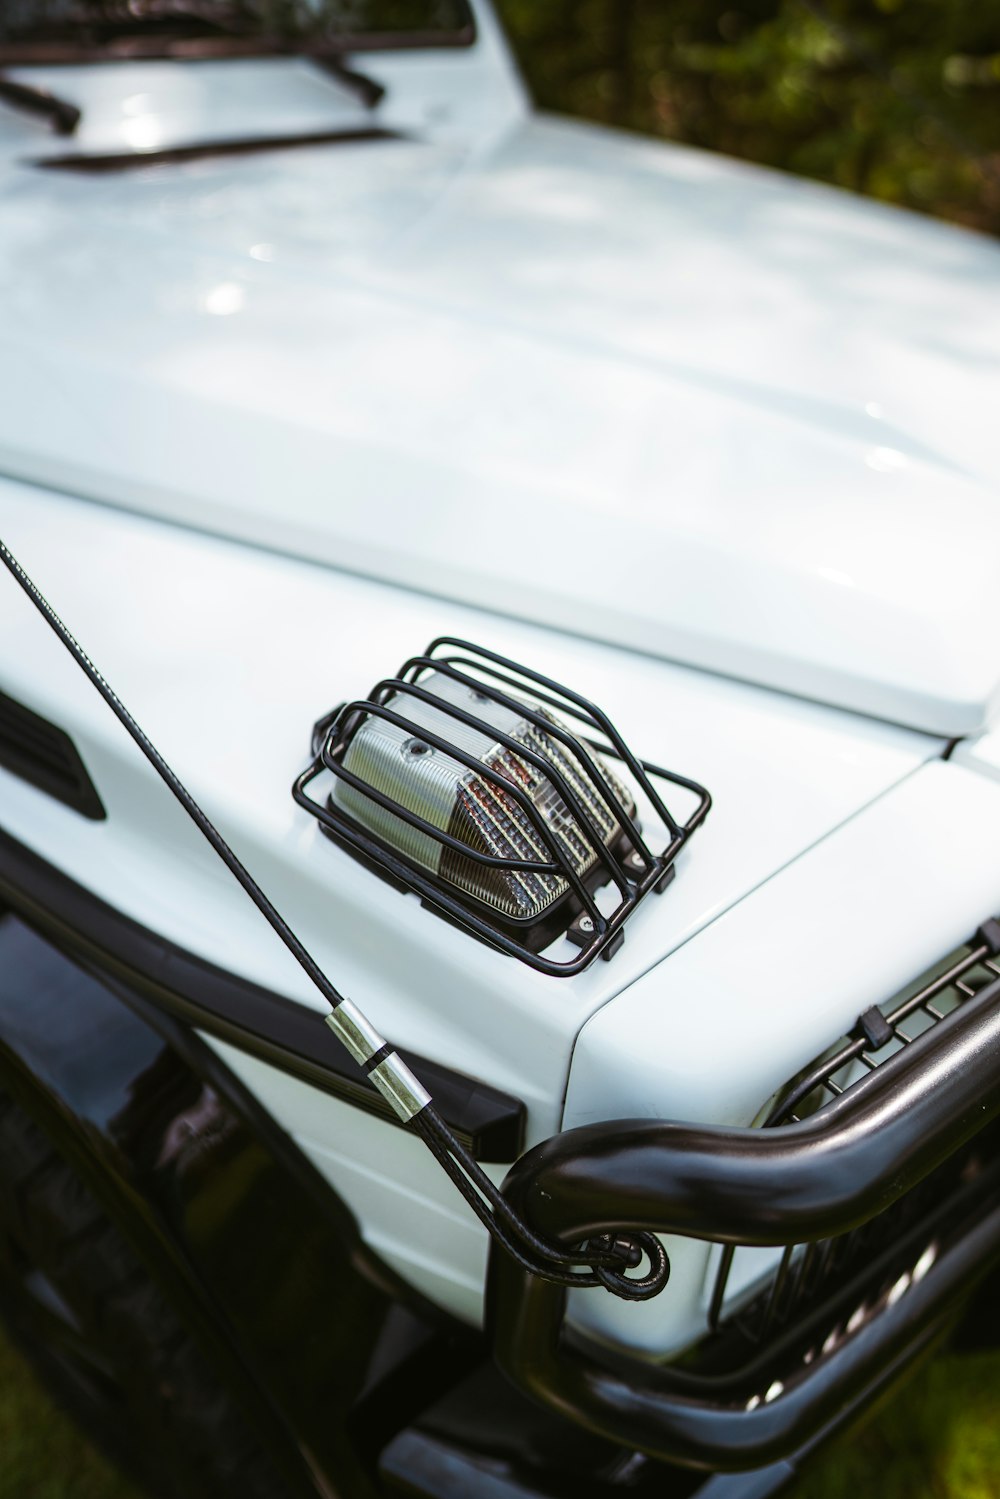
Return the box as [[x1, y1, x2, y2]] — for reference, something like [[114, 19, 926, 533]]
[[0, 1086, 288, 1499]]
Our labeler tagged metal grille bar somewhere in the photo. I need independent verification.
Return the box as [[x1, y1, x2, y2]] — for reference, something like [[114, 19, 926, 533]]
[[707, 925, 1000, 1342]]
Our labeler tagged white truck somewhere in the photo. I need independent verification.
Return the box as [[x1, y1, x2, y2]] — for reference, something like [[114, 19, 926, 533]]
[[0, 4, 997, 1496]]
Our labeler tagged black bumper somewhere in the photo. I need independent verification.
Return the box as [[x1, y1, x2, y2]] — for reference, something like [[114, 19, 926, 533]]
[[488, 976, 1000, 1471]]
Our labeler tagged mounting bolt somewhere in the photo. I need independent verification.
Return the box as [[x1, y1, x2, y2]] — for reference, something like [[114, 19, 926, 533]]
[[577, 915, 595, 934], [627, 850, 645, 870]]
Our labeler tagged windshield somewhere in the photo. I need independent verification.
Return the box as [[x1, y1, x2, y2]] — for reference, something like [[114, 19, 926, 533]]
[[0, 1, 475, 60]]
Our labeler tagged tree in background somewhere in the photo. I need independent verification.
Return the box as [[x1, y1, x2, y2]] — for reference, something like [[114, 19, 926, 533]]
[[497, 0, 1000, 235]]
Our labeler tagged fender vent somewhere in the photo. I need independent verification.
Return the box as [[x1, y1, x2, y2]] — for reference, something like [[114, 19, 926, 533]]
[[0, 690, 105, 820]]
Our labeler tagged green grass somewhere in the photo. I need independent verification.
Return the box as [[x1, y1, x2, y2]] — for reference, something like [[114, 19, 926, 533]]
[[793, 1349, 1000, 1499], [1, 1324, 997, 1499], [0, 1330, 137, 1499]]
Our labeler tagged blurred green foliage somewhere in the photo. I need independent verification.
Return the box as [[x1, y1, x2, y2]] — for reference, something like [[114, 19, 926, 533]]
[[793, 1348, 1000, 1499], [0, 1330, 135, 1499], [496, 0, 1000, 235]]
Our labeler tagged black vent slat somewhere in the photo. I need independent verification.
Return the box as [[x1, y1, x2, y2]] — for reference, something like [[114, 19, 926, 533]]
[[4, 715, 79, 770], [0, 691, 105, 820]]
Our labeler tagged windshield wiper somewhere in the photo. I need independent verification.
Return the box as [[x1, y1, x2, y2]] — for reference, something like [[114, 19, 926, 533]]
[[0, 72, 80, 134], [310, 53, 385, 109], [1, 7, 386, 109]]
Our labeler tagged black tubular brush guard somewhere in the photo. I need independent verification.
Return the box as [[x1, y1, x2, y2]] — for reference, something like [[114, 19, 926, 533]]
[[487, 972, 1000, 1472]]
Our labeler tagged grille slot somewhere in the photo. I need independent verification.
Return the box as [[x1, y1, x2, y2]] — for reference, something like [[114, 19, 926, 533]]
[[0, 690, 105, 820], [708, 932, 1000, 1347]]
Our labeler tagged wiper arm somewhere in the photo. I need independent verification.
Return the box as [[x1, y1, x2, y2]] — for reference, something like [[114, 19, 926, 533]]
[[310, 53, 385, 110], [0, 72, 80, 134], [109, 12, 391, 108], [2, 3, 386, 110], [148, 7, 389, 106]]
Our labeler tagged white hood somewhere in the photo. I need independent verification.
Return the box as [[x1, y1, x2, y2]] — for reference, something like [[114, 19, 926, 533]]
[[2, 59, 999, 736]]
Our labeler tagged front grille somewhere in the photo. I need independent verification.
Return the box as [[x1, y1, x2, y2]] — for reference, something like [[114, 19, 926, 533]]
[[0, 690, 105, 820], [706, 929, 1000, 1351]]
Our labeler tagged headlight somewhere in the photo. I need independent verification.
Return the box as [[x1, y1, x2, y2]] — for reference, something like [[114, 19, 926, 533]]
[[293, 639, 711, 974], [333, 667, 635, 924]]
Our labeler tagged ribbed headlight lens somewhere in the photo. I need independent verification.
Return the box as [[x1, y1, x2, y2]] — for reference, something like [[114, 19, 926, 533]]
[[331, 670, 634, 924]]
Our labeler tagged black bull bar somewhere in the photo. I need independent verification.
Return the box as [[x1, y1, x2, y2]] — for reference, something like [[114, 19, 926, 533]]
[[487, 977, 1000, 1471]]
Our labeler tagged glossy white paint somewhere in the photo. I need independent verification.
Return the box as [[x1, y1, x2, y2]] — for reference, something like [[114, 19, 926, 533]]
[[0, 479, 946, 1336], [204, 1036, 496, 1324], [2, 48, 1000, 734], [1, 13, 997, 1358], [564, 759, 1000, 1355], [0, 478, 941, 1085], [951, 724, 1000, 788]]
